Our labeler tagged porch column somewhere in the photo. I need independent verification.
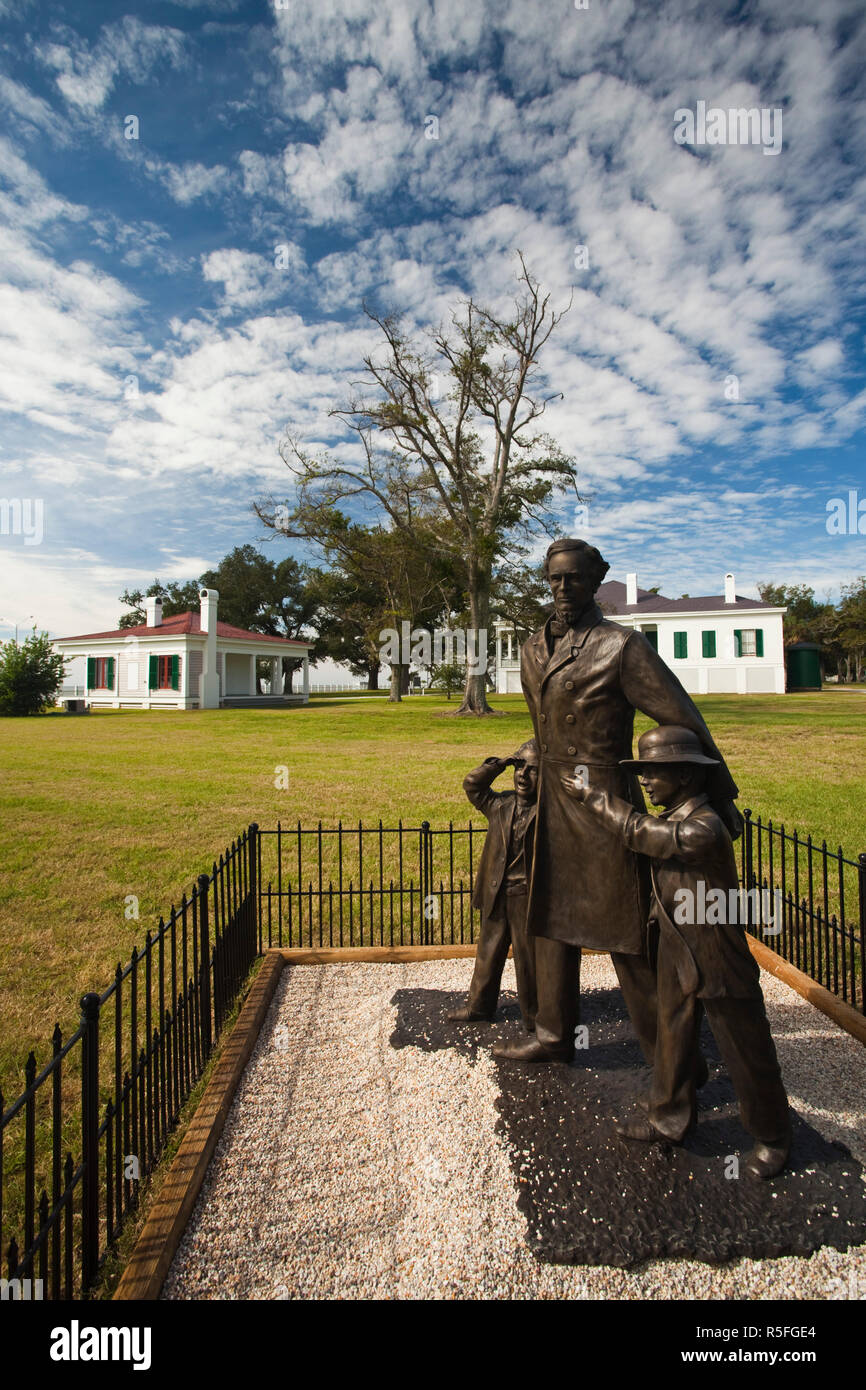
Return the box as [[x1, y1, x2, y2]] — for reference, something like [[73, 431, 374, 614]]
[[302, 653, 309, 702], [271, 655, 282, 696], [249, 653, 255, 696]]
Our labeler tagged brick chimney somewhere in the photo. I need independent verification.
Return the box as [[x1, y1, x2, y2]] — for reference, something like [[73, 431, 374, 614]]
[[626, 573, 638, 606], [145, 597, 162, 628], [724, 572, 736, 604]]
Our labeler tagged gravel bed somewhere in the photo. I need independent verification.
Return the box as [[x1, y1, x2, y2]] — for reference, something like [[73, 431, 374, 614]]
[[162, 956, 866, 1300]]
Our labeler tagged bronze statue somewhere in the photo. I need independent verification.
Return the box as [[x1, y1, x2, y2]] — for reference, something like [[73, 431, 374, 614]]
[[561, 725, 790, 1180], [493, 537, 742, 1065], [448, 740, 541, 1029]]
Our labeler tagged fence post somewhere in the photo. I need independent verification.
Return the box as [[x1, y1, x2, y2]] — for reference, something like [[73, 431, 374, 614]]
[[248, 824, 259, 958], [197, 874, 212, 1058], [859, 853, 866, 1015], [421, 821, 431, 945], [80, 991, 101, 1293], [743, 808, 754, 885]]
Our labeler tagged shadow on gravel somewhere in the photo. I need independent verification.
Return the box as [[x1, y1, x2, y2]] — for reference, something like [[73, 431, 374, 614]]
[[389, 985, 866, 1268]]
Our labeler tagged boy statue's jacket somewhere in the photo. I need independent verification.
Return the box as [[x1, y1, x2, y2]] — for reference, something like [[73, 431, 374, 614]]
[[578, 787, 763, 1000], [464, 758, 537, 923]]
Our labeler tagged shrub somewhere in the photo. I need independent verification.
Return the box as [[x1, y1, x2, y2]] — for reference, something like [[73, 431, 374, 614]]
[[0, 631, 67, 715]]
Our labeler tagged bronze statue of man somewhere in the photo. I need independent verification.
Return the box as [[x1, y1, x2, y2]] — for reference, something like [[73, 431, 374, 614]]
[[493, 537, 743, 1065]]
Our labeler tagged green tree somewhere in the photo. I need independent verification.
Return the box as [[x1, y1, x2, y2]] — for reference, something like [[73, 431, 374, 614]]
[[118, 579, 201, 628], [0, 631, 67, 715], [428, 661, 466, 700], [836, 577, 866, 683], [257, 500, 462, 702], [304, 566, 384, 690]]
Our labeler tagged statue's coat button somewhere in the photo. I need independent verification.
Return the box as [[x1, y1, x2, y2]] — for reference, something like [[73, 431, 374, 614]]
[[541, 742, 548, 751], [566, 714, 575, 723], [540, 712, 546, 722], [565, 680, 574, 690], [568, 746, 576, 755]]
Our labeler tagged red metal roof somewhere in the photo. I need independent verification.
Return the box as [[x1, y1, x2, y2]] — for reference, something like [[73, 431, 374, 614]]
[[56, 612, 310, 645]]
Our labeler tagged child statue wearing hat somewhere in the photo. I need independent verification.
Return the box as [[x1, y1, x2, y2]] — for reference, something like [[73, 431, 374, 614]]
[[562, 724, 791, 1180]]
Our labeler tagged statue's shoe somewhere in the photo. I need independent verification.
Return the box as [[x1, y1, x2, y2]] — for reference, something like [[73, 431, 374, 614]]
[[615, 1115, 684, 1146], [492, 1037, 571, 1063], [743, 1137, 790, 1181], [447, 1005, 494, 1022]]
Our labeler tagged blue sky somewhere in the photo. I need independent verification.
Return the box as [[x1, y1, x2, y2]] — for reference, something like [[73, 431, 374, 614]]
[[1, 0, 865, 642]]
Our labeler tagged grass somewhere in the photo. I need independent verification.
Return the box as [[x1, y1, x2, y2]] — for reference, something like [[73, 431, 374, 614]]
[[1, 691, 864, 1087]]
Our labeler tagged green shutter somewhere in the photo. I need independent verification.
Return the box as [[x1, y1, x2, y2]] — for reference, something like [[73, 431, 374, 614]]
[[702, 631, 716, 658], [755, 629, 764, 657], [171, 654, 180, 691], [644, 630, 658, 651], [734, 629, 742, 657], [673, 632, 687, 659], [148, 654, 158, 689], [107, 657, 115, 690], [87, 657, 95, 689]]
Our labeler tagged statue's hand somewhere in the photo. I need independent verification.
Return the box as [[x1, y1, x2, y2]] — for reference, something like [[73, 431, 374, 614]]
[[560, 774, 588, 800]]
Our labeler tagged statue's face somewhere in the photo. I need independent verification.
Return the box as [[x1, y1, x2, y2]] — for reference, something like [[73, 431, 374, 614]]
[[513, 757, 539, 802], [547, 552, 596, 625], [638, 764, 699, 808]]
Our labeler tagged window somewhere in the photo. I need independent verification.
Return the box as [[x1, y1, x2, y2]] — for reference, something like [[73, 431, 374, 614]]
[[148, 654, 181, 690], [673, 632, 688, 659], [644, 630, 658, 652], [734, 629, 764, 658], [87, 656, 114, 689], [702, 631, 716, 658]]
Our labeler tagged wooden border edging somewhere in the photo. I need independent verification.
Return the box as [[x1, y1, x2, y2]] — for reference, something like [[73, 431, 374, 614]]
[[278, 944, 478, 963], [113, 950, 285, 1301], [115, 938, 864, 1299], [748, 936, 866, 1046]]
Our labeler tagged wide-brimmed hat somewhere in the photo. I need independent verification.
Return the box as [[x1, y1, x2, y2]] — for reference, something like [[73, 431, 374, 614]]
[[619, 725, 719, 768]]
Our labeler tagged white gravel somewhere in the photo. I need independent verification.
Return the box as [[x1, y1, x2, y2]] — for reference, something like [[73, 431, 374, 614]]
[[162, 956, 866, 1301]]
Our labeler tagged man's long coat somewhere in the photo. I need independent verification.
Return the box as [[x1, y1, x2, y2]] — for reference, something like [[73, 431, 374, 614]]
[[521, 604, 741, 954]]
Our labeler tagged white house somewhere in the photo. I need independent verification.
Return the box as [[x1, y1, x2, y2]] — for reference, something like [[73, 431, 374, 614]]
[[494, 572, 787, 696], [54, 589, 313, 710]]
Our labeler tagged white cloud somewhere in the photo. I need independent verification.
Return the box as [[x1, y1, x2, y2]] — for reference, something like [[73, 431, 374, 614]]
[[37, 18, 186, 113]]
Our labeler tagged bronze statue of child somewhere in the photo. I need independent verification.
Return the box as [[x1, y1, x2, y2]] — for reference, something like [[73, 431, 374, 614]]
[[561, 724, 791, 1180], [448, 739, 541, 1033]]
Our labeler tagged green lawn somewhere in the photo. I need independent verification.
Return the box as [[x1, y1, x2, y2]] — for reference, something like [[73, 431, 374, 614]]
[[1, 691, 864, 1086]]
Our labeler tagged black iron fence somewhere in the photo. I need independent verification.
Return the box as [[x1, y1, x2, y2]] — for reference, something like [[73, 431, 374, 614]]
[[257, 820, 481, 949], [1, 825, 258, 1302], [740, 810, 866, 1015], [2, 810, 864, 1302], [257, 816, 866, 1015]]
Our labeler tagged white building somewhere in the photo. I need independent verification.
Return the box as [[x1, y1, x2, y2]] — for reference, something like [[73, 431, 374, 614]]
[[54, 589, 313, 710], [495, 572, 787, 696]]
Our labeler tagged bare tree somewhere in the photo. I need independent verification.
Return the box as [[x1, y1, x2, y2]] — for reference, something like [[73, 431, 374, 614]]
[[256, 254, 581, 714]]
